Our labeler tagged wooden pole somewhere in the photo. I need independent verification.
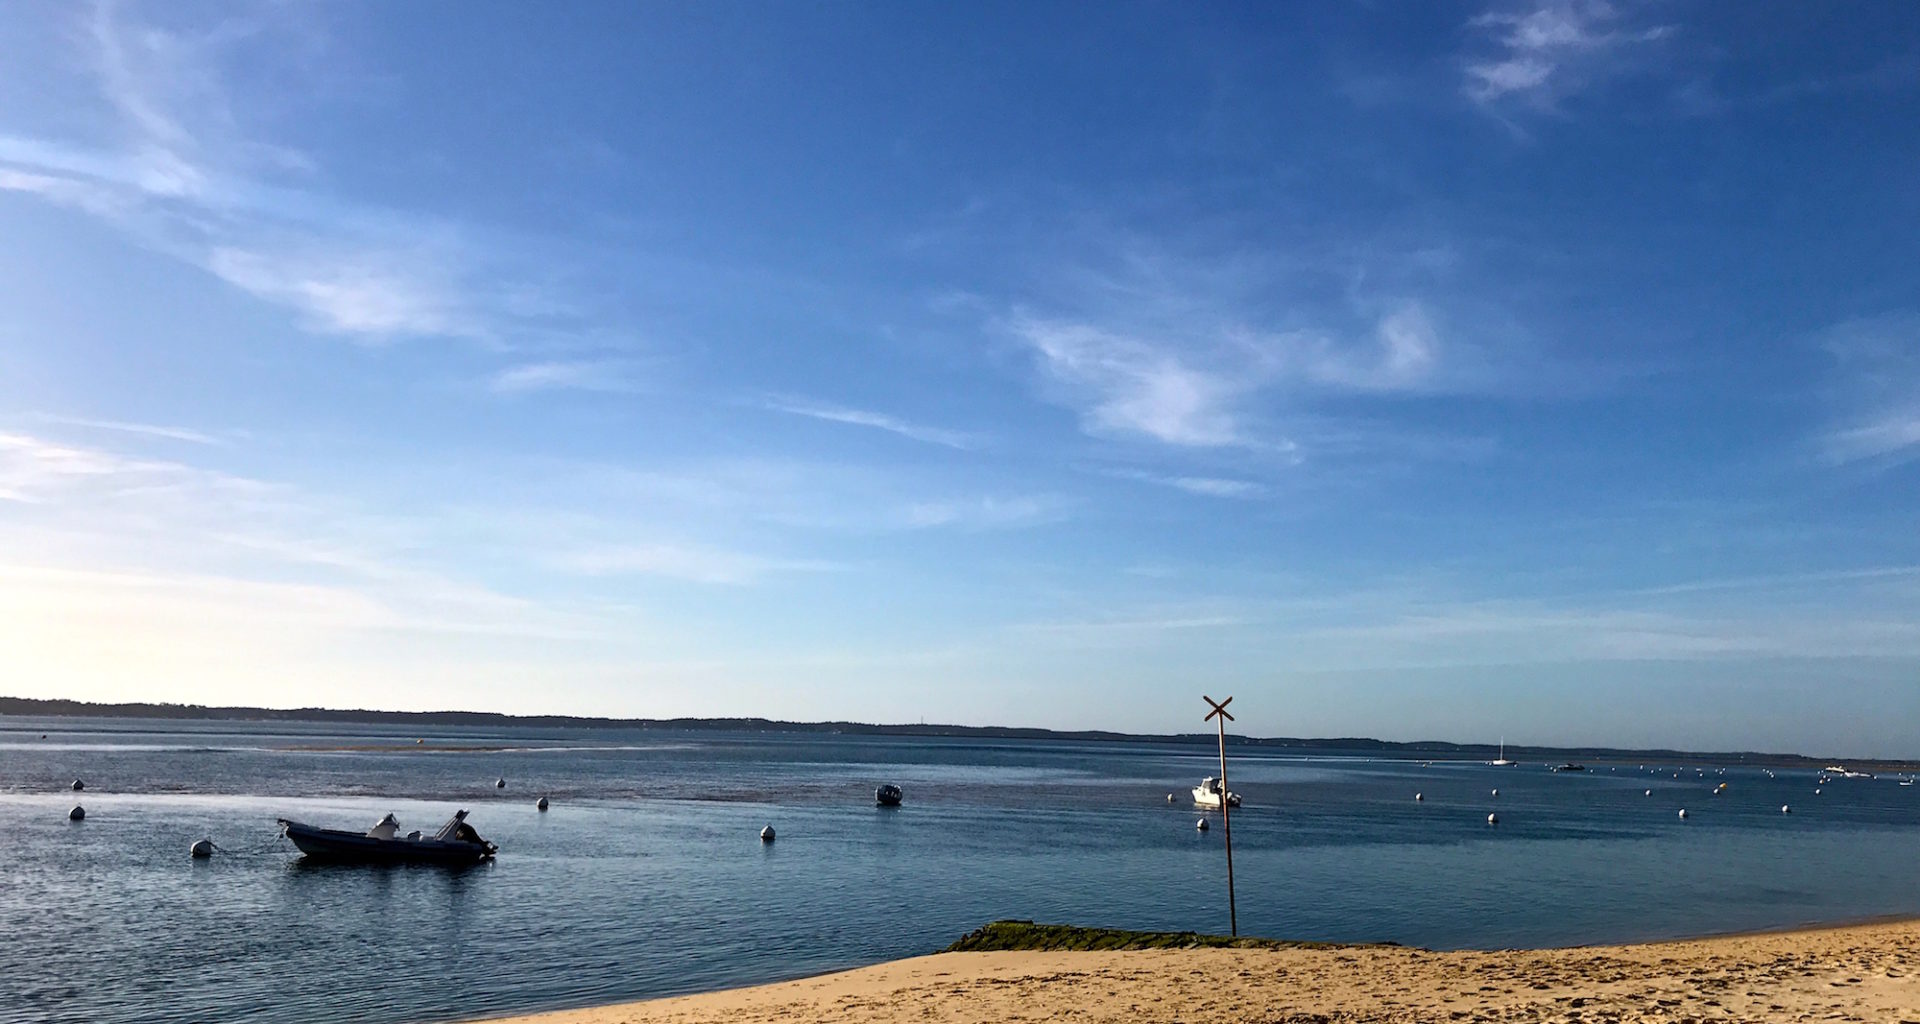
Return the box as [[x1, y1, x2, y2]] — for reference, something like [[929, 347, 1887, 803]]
[[1217, 711, 1237, 937], [1204, 694, 1238, 937]]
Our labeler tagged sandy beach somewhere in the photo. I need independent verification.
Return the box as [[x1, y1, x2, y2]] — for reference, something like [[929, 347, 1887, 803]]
[[477, 920, 1920, 1024]]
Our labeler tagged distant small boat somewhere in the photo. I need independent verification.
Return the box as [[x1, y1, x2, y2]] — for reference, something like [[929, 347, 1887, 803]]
[[278, 810, 495, 864], [1825, 765, 1875, 779], [1550, 763, 1587, 773], [1192, 776, 1241, 808], [1901, 777, 1915, 788], [1490, 738, 1514, 767], [875, 783, 903, 806]]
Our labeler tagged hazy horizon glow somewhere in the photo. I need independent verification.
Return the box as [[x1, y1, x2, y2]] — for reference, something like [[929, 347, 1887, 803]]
[[4, 3, 1920, 756]]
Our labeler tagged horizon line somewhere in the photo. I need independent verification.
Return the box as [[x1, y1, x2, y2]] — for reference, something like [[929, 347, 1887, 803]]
[[3, 695, 1907, 767]]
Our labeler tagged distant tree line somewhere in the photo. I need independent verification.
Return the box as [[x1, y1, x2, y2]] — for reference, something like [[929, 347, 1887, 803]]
[[0, 695, 1901, 769]]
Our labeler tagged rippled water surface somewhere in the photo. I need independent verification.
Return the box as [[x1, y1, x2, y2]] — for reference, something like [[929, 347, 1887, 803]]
[[5, 716, 1920, 1024]]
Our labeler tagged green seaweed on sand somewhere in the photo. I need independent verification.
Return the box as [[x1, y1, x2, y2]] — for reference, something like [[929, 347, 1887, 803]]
[[945, 920, 1368, 953]]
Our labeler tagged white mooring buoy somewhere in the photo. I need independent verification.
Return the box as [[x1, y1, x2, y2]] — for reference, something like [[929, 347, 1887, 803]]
[[1678, 809, 1688, 819], [1781, 805, 1791, 814], [1491, 788, 1499, 797], [1415, 793, 1424, 801], [1645, 789, 1652, 796], [760, 824, 775, 842], [536, 796, 550, 811], [1816, 788, 1823, 795], [1487, 812, 1499, 825], [68, 805, 84, 821], [189, 838, 214, 859], [1196, 817, 1209, 831], [1167, 793, 1175, 803]]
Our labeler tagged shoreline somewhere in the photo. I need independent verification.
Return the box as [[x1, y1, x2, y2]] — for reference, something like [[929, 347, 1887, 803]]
[[464, 917, 1920, 1024]]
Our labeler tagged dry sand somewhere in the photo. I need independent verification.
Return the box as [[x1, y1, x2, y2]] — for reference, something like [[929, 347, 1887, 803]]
[[477, 919, 1920, 1024]]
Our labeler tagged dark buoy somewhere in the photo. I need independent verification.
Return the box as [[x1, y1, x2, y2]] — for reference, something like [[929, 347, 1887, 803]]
[[68, 805, 85, 821], [1195, 817, 1209, 831], [536, 796, 550, 811], [71, 779, 84, 791], [760, 824, 775, 842], [495, 777, 506, 789], [190, 838, 214, 859]]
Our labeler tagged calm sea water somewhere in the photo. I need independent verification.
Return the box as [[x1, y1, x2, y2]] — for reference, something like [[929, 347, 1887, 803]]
[[5, 716, 1919, 1024]]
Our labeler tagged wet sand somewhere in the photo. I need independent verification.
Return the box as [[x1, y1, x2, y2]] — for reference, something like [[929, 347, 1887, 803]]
[[472, 919, 1920, 1024]]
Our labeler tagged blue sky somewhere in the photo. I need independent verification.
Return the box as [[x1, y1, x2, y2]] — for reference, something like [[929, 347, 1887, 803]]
[[3, 2, 1919, 755]]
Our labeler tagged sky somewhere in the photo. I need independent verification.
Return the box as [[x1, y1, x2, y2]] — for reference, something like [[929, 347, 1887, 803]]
[[3, 2, 1919, 755]]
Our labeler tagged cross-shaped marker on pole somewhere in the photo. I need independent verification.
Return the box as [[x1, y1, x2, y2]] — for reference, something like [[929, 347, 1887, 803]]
[[1203, 694, 1237, 936]]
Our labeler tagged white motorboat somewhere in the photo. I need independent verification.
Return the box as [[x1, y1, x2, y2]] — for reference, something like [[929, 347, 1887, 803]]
[[1192, 776, 1241, 808]]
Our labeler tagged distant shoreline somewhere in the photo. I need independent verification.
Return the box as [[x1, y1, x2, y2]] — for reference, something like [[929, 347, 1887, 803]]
[[6, 694, 1913, 771]]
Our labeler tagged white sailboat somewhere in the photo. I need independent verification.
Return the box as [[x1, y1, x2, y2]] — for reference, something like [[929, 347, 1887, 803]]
[[1490, 737, 1514, 767]]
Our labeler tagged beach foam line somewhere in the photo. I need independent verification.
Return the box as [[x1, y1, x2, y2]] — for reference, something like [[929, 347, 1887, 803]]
[[462, 918, 1920, 1024]]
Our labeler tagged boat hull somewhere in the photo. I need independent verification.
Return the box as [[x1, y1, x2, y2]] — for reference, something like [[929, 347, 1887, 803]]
[[279, 820, 494, 864]]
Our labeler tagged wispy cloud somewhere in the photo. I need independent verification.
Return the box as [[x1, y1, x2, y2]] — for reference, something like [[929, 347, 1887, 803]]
[[1285, 305, 1443, 391], [1007, 565, 1920, 667], [1011, 303, 1461, 449], [0, 431, 221, 503], [1013, 318, 1256, 447], [1108, 468, 1264, 499], [1016, 612, 1251, 640], [207, 245, 481, 340], [0, 5, 555, 345], [1464, 0, 1675, 107], [26, 414, 224, 446], [901, 495, 1065, 530], [546, 458, 1066, 535], [490, 360, 644, 395], [0, 429, 583, 641], [546, 542, 843, 585], [761, 396, 980, 449], [1816, 313, 1920, 466]]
